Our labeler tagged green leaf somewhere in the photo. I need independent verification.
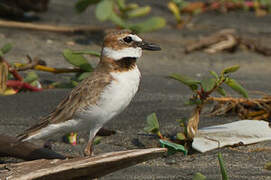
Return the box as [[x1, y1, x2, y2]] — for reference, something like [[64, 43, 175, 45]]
[[110, 11, 127, 28], [63, 49, 93, 72], [159, 139, 187, 155], [225, 78, 248, 98], [218, 152, 229, 180], [94, 136, 102, 145], [222, 65, 240, 74], [144, 113, 159, 134], [169, 74, 200, 91], [201, 78, 216, 92], [116, 0, 125, 11], [1, 43, 12, 54], [72, 50, 100, 57], [176, 132, 186, 140], [127, 6, 151, 18], [209, 70, 219, 80], [264, 162, 271, 170], [185, 98, 202, 105], [216, 86, 226, 96], [193, 173, 207, 180], [129, 17, 166, 33], [76, 72, 91, 81], [71, 80, 79, 87], [30, 80, 41, 88], [75, 0, 100, 13], [24, 71, 39, 83], [176, 118, 188, 127], [125, 3, 139, 11], [51, 82, 76, 88], [95, 0, 113, 21]]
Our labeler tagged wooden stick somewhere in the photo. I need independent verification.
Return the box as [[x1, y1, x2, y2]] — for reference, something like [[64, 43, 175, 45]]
[[0, 148, 167, 179], [0, 20, 105, 33], [0, 134, 65, 161]]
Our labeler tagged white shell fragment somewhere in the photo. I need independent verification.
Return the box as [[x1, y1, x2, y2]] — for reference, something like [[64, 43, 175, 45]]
[[192, 120, 271, 153]]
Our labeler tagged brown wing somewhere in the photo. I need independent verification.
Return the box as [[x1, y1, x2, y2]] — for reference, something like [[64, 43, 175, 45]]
[[17, 71, 112, 141]]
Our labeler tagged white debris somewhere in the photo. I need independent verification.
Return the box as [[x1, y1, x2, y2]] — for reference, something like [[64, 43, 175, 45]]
[[192, 120, 271, 153]]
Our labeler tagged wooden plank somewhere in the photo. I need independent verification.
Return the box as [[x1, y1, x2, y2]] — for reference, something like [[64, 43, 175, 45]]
[[0, 148, 167, 180]]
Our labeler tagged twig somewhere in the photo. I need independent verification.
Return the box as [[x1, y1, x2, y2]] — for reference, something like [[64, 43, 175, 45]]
[[0, 20, 106, 33], [0, 57, 23, 81], [15, 56, 82, 74], [7, 80, 42, 92], [185, 29, 237, 53]]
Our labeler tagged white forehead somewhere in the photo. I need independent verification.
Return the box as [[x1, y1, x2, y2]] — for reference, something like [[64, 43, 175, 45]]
[[129, 34, 142, 42], [119, 34, 142, 42]]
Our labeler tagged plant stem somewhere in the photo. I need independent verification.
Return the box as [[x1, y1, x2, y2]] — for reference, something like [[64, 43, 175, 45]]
[[7, 80, 42, 92]]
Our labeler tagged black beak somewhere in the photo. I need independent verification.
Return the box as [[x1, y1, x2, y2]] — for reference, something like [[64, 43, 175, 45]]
[[137, 41, 161, 51]]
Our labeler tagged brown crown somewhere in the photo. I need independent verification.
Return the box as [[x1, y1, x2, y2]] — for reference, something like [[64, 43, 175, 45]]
[[103, 29, 139, 50]]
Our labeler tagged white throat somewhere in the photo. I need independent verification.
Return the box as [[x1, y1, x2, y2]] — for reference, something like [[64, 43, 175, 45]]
[[102, 47, 142, 60]]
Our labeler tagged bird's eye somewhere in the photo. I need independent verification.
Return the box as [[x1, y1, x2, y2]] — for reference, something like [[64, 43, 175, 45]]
[[123, 36, 132, 43]]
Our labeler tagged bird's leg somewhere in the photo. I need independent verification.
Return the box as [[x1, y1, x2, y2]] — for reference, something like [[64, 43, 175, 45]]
[[84, 138, 94, 156], [84, 128, 100, 156]]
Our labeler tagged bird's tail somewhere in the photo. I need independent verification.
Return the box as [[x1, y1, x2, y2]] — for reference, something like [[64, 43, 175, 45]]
[[16, 120, 50, 141]]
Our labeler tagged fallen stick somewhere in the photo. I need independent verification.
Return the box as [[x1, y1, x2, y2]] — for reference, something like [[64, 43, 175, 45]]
[[0, 148, 167, 179], [0, 20, 105, 33]]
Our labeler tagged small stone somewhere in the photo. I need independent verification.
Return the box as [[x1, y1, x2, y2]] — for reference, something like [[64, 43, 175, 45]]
[[66, 41, 75, 46], [46, 39, 53, 44], [165, 159, 176, 165], [79, 138, 86, 144]]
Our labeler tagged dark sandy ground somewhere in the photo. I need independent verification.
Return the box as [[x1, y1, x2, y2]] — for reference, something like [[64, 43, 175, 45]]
[[1, 0, 271, 179]]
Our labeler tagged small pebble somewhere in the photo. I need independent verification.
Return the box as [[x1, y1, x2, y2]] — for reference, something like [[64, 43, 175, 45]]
[[79, 138, 86, 144], [46, 39, 53, 44]]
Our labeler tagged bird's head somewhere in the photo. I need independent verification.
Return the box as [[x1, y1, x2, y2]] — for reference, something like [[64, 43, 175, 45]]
[[101, 30, 161, 60]]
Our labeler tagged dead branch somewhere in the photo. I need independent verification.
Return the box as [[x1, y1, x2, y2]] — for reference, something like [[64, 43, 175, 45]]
[[207, 96, 271, 120], [0, 134, 65, 161], [0, 60, 8, 93], [185, 28, 271, 56], [0, 148, 167, 180], [185, 29, 237, 53], [204, 34, 237, 54], [0, 20, 105, 33], [240, 38, 271, 56]]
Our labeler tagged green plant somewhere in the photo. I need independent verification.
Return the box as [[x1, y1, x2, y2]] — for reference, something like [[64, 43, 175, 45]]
[[170, 65, 248, 140], [75, 0, 166, 33], [144, 65, 247, 154], [144, 113, 188, 155], [0, 43, 43, 95], [0, 43, 12, 57], [193, 152, 228, 180], [52, 49, 100, 88]]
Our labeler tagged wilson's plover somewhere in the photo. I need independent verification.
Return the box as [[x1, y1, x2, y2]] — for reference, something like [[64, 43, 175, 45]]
[[17, 30, 161, 156]]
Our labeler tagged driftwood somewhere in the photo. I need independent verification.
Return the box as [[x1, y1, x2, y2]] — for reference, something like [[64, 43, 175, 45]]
[[185, 28, 271, 56], [0, 134, 65, 160], [0, 148, 167, 179], [185, 29, 237, 53]]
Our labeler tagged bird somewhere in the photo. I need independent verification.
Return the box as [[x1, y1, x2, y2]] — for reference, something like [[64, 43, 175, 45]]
[[17, 30, 161, 156]]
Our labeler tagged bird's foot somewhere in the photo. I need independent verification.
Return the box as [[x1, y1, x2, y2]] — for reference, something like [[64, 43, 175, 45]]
[[84, 142, 94, 156]]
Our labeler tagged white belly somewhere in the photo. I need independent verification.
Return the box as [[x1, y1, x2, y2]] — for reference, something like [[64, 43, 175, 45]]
[[77, 66, 141, 128], [24, 67, 141, 141]]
